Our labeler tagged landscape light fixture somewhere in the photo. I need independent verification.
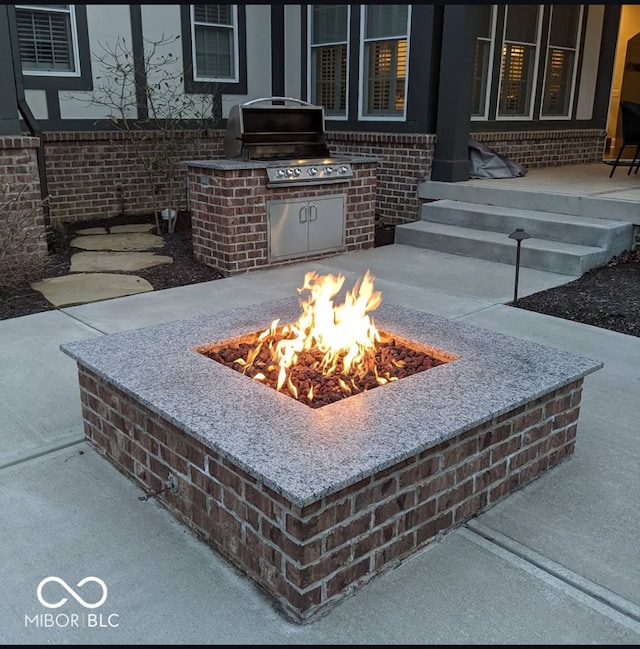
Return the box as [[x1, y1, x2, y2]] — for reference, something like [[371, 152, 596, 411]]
[[508, 228, 531, 305]]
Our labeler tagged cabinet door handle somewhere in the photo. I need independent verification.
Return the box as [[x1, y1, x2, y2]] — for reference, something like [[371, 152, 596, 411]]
[[309, 204, 318, 221], [299, 205, 307, 223]]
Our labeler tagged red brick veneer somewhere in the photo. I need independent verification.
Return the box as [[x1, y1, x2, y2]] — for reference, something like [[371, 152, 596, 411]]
[[37, 128, 604, 226], [328, 128, 606, 225], [470, 129, 606, 171], [42, 130, 224, 224], [0, 136, 48, 269], [188, 161, 377, 276], [77, 364, 583, 623]]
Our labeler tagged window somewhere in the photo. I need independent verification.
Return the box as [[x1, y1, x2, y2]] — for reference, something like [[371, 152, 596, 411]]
[[309, 5, 349, 118], [191, 4, 239, 82], [541, 5, 582, 118], [360, 4, 410, 119], [16, 4, 79, 76], [498, 5, 541, 118], [471, 5, 496, 119]]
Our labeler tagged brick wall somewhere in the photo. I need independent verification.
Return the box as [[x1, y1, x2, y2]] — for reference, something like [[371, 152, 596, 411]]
[[327, 132, 437, 226], [43, 130, 224, 225], [189, 161, 377, 276], [77, 363, 584, 623], [470, 129, 607, 170], [0, 136, 48, 281], [329, 129, 606, 225], [39, 128, 606, 227]]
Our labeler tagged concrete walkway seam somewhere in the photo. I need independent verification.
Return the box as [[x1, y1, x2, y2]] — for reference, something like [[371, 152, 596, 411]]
[[461, 522, 640, 631], [0, 437, 85, 472]]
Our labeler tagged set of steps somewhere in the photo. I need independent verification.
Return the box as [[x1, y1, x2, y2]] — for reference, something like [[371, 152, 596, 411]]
[[395, 199, 634, 276]]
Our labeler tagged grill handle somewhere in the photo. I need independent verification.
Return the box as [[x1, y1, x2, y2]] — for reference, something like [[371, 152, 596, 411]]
[[241, 96, 315, 107]]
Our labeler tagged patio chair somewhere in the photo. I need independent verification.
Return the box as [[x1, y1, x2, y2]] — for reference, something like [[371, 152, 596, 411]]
[[609, 100, 640, 178]]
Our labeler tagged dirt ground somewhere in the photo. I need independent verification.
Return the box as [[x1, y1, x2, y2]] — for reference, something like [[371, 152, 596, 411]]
[[1, 215, 638, 340]]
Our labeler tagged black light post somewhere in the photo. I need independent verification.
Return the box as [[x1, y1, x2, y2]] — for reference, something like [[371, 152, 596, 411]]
[[508, 228, 531, 305]]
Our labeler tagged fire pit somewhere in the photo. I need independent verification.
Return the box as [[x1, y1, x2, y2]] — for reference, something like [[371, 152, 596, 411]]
[[194, 271, 456, 408], [61, 273, 602, 623]]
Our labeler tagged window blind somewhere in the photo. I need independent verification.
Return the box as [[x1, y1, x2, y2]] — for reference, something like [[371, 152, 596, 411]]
[[16, 5, 74, 72]]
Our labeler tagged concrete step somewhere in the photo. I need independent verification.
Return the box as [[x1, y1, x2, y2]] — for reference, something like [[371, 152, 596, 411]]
[[394, 220, 610, 276], [420, 200, 633, 250], [417, 179, 639, 223]]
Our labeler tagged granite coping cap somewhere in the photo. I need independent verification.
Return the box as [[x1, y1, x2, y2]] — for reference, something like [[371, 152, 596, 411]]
[[180, 155, 379, 171], [60, 298, 603, 506]]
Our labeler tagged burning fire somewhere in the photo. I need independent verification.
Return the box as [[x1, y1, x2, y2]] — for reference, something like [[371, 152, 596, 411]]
[[197, 269, 451, 408], [235, 270, 398, 400]]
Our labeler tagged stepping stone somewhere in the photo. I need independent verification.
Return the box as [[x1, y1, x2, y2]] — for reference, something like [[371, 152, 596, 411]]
[[31, 273, 153, 307], [70, 232, 164, 251], [110, 223, 156, 233], [75, 227, 108, 235], [70, 251, 173, 273]]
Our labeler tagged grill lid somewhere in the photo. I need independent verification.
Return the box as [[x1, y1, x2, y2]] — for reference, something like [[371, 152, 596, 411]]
[[224, 96, 331, 160]]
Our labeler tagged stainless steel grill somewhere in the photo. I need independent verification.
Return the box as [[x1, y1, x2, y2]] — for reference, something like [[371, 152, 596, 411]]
[[224, 97, 354, 186]]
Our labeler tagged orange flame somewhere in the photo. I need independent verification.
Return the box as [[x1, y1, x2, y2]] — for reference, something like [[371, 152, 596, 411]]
[[244, 270, 383, 398]]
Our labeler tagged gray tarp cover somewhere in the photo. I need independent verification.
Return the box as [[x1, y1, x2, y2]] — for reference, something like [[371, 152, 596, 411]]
[[468, 139, 527, 179]]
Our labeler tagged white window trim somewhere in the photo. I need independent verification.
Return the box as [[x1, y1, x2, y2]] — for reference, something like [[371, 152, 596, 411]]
[[307, 5, 350, 121], [471, 5, 497, 122], [496, 5, 543, 121], [539, 5, 584, 121], [358, 4, 411, 122], [190, 4, 240, 83], [19, 4, 81, 78]]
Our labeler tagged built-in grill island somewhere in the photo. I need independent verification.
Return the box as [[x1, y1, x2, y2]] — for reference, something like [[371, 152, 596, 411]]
[[183, 97, 378, 276]]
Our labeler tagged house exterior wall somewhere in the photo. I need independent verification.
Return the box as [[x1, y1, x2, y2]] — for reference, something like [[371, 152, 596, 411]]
[[16, 4, 274, 128], [469, 129, 606, 170], [0, 4, 621, 225], [284, 6, 303, 100]]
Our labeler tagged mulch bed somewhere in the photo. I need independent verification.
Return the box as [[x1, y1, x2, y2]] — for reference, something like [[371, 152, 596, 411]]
[[0, 211, 224, 320], [513, 247, 640, 338]]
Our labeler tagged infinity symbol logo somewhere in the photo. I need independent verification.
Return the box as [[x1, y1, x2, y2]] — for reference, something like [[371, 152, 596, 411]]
[[37, 577, 108, 609]]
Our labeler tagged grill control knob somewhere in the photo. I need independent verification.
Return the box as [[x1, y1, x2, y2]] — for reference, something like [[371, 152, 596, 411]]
[[308, 167, 318, 176], [286, 168, 295, 177], [293, 168, 302, 177], [325, 166, 334, 175], [338, 165, 349, 174], [276, 169, 286, 178]]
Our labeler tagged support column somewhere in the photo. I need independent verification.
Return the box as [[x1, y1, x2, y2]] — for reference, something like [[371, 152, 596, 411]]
[[271, 5, 285, 98], [430, 5, 480, 182], [0, 5, 21, 135]]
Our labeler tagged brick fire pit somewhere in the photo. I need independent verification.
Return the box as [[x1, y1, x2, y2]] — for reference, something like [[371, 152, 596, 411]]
[[61, 299, 602, 622]]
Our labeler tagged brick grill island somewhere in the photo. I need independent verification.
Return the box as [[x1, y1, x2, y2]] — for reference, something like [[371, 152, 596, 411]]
[[184, 157, 378, 277], [60, 299, 602, 623]]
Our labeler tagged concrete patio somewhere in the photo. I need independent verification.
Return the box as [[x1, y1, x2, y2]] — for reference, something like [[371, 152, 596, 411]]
[[1, 217, 639, 642]]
